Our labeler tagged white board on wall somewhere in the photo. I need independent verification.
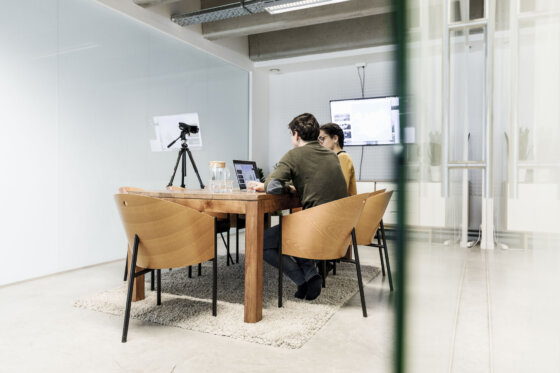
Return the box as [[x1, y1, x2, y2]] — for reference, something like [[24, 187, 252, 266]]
[[152, 113, 203, 151]]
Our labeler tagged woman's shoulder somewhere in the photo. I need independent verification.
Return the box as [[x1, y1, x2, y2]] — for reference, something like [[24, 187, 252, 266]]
[[337, 151, 354, 163]]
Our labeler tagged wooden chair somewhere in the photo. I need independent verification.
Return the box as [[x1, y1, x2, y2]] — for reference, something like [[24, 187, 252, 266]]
[[320, 189, 387, 286], [277, 193, 371, 317], [114, 194, 218, 343], [119, 187, 156, 291], [355, 190, 394, 291], [167, 186, 235, 271]]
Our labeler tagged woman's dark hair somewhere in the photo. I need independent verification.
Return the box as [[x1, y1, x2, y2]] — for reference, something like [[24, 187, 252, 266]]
[[320, 123, 344, 149], [288, 113, 320, 142]]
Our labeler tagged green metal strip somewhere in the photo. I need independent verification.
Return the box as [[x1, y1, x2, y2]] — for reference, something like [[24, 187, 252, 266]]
[[394, 1, 408, 373]]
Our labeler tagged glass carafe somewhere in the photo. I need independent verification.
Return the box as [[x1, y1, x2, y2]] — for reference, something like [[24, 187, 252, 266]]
[[209, 161, 230, 193]]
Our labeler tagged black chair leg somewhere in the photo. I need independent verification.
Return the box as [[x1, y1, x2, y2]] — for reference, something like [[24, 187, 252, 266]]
[[321, 261, 326, 288], [220, 232, 234, 266], [378, 247, 385, 276], [122, 235, 139, 343], [212, 219, 218, 316], [333, 261, 337, 275], [212, 256, 217, 316], [198, 263, 202, 276], [235, 222, 240, 264], [227, 228, 231, 264], [352, 229, 368, 318], [150, 270, 155, 291], [219, 232, 226, 266], [377, 230, 386, 276], [188, 266, 192, 278], [156, 269, 161, 305], [278, 216, 283, 308], [380, 221, 394, 291], [123, 252, 128, 282]]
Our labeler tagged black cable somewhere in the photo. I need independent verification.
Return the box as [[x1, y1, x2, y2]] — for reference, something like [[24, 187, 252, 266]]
[[356, 67, 363, 97], [361, 67, 366, 98], [358, 145, 365, 180], [356, 66, 366, 98], [355, 66, 366, 181]]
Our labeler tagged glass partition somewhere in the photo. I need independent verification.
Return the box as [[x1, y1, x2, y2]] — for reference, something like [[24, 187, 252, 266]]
[[402, 0, 560, 372]]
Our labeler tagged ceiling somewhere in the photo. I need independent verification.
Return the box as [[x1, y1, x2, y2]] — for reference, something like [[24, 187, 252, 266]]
[[131, 0, 395, 62]]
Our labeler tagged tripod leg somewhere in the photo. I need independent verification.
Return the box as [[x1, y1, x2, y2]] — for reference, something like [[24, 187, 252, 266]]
[[167, 148, 185, 188], [181, 150, 187, 188], [185, 146, 205, 189]]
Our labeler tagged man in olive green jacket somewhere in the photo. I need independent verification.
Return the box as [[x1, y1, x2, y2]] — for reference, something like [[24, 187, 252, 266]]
[[249, 113, 348, 300]]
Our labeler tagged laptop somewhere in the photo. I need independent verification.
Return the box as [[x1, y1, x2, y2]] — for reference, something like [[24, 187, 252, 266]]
[[233, 160, 259, 190]]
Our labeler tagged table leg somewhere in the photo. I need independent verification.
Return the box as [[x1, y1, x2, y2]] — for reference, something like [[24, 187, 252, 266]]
[[128, 245, 145, 301], [244, 201, 264, 323], [264, 213, 271, 229]]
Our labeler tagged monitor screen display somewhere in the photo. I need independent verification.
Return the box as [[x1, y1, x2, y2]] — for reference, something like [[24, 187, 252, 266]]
[[233, 161, 258, 190], [330, 96, 400, 146]]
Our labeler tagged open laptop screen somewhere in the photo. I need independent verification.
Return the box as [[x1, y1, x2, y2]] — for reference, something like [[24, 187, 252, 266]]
[[233, 160, 258, 190]]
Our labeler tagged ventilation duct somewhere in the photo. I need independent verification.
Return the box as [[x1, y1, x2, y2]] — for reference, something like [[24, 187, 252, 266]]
[[172, 1, 267, 26], [171, 0, 350, 26]]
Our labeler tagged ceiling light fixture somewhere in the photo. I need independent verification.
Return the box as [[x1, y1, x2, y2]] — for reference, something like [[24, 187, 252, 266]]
[[264, 0, 351, 15]]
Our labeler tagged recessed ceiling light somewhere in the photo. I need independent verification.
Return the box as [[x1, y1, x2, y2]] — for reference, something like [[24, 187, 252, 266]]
[[265, 0, 351, 15], [269, 68, 281, 73]]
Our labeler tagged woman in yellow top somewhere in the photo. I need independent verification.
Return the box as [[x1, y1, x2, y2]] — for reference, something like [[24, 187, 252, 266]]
[[318, 123, 357, 196]]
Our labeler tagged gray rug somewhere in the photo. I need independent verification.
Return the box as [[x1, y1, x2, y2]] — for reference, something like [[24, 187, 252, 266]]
[[74, 255, 380, 349]]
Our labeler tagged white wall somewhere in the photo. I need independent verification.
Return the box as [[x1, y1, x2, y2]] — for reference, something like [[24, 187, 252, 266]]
[[95, 0, 252, 72], [0, 0, 249, 286], [265, 60, 396, 177], [250, 70, 270, 172]]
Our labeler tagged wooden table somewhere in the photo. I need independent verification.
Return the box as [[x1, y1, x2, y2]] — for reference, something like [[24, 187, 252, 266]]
[[128, 189, 300, 323]]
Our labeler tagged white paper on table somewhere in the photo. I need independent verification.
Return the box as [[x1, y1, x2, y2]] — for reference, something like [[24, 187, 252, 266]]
[[151, 113, 203, 151]]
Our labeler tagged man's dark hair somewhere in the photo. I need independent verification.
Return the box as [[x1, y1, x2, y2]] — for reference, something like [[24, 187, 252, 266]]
[[320, 122, 345, 149], [288, 113, 320, 142]]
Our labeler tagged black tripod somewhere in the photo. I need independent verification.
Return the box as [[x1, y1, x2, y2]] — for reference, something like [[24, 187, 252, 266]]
[[166, 127, 206, 278], [166, 129, 205, 189]]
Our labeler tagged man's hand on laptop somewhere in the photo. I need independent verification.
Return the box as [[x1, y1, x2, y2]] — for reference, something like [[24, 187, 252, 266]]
[[247, 181, 265, 192], [247, 181, 296, 194]]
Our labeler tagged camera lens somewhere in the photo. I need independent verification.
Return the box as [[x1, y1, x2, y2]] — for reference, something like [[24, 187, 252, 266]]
[[178, 122, 199, 134]]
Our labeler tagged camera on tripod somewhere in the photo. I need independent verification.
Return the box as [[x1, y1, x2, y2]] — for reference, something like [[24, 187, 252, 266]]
[[179, 122, 199, 135], [166, 121, 205, 189]]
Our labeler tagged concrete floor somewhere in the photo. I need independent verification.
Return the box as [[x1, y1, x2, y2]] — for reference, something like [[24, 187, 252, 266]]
[[0, 234, 558, 373], [406, 237, 560, 373]]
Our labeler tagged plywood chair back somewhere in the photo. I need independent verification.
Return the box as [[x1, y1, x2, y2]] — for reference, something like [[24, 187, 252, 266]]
[[355, 191, 394, 245], [281, 193, 370, 260], [114, 194, 215, 270], [119, 186, 144, 194], [370, 188, 386, 196]]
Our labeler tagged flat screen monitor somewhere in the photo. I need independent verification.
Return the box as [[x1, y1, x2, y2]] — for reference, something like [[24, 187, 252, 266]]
[[330, 96, 400, 146]]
